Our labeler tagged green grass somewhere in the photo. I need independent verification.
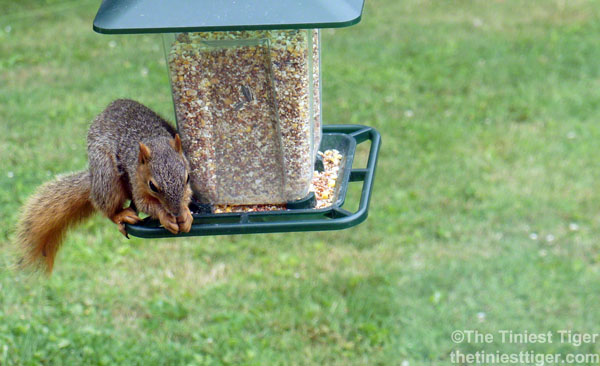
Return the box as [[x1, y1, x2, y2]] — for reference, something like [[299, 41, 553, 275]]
[[2, 0, 600, 364]]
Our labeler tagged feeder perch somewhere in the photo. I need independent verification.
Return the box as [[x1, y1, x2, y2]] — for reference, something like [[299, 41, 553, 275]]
[[92, 0, 381, 237]]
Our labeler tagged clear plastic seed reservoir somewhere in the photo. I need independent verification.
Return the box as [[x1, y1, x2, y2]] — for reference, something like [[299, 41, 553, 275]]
[[164, 30, 322, 205]]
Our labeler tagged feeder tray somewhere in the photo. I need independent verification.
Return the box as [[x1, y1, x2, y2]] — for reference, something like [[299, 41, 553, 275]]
[[125, 124, 380, 238]]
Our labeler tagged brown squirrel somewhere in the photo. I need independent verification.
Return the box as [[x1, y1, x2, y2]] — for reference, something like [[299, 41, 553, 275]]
[[16, 99, 193, 273]]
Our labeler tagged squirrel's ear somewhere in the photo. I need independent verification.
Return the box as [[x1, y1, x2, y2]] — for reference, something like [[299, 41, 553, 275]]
[[138, 142, 151, 164], [171, 134, 183, 155]]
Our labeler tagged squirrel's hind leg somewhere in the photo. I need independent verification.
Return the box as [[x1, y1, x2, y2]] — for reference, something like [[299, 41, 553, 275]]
[[88, 147, 140, 237]]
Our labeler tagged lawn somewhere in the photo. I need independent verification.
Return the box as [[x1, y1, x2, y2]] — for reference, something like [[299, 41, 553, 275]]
[[2, 0, 600, 365]]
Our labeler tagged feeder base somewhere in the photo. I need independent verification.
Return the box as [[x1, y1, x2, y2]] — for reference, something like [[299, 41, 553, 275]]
[[125, 124, 381, 238]]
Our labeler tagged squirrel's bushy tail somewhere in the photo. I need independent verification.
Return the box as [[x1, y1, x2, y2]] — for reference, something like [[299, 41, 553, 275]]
[[16, 171, 95, 274]]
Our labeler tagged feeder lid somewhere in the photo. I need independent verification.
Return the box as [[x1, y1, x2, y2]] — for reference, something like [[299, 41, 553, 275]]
[[93, 0, 365, 34]]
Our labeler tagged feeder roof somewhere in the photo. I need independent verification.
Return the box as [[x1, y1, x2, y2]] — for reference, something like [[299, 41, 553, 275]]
[[93, 0, 365, 34]]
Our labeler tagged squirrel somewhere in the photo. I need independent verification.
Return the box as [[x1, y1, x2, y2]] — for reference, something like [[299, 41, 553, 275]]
[[16, 99, 194, 273]]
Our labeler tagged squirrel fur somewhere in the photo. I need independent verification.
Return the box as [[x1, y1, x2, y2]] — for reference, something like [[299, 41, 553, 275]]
[[16, 99, 193, 273]]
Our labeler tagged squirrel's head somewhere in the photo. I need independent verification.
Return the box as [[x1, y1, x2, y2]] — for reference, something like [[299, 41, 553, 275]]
[[137, 134, 191, 217]]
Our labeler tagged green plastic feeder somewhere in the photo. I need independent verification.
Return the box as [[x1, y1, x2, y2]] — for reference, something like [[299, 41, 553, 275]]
[[92, 0, 380, 237]]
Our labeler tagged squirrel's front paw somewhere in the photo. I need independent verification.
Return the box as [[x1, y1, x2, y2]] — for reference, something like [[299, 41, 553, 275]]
[[158, 212, 179, 234], [111, 208, 141, 238], [177, 208, 193, 233]]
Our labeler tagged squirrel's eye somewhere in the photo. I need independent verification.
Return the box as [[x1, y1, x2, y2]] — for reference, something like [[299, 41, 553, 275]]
[[186, 174, 190, 184], [149, 181, 159, 193]]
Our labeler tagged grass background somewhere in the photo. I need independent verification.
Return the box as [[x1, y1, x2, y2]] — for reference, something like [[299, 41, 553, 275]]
[[2, 0, 600, 365]]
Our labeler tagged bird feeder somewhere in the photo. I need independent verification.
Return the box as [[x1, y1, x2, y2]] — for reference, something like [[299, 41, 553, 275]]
[[93, 0, 380, 237]]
